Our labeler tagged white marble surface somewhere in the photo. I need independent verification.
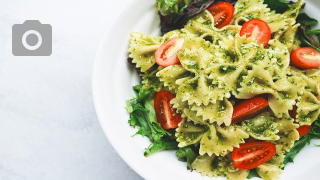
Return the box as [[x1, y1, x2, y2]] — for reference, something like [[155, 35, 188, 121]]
[[0, 0, 143, 179]]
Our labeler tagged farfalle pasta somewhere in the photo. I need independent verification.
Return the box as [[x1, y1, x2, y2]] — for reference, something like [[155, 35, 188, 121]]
[[126, 0, 320, 179]]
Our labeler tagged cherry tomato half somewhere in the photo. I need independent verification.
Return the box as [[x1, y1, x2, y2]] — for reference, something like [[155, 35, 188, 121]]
[[231, 96, 269, 125], [155, 38, 184, 67], [290, 47, 320, 69], [154, 90, 182, 130], [240, 19, 271, 47], [207, 2, 234, 29], [297, 125, 312, 136], [231, 142, 276, 170], [289, 106, 311, 136]]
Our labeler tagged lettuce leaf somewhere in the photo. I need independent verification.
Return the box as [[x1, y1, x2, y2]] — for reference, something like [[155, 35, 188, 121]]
[[144, 138, 178, 156], [157, 0, 193, 16], [176, 146, 199, 169], [160, 0, 216, 33], [126, 84, 178, 156]]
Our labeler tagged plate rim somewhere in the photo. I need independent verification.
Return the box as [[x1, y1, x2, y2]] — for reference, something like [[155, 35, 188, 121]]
[[92, 0, 149, 179]]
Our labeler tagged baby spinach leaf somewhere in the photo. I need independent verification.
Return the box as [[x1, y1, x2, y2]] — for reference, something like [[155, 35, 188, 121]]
[[247, 169, 261, 179], [297, 13, 318, 26], [263, 0, 293, 13], [176, 146, 199, 169]]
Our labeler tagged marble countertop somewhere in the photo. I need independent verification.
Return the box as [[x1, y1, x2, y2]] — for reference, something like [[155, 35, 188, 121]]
[[0, 0, 143, 179]]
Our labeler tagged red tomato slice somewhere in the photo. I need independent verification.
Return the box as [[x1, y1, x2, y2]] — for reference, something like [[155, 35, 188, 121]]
[[297, 125, 311, 136], [240, 19, 271, 47], [155, 38, 184, 67], [231, 96, 269, 125], [207, 2, 234, 29], [289, 105, 311, 136], [154, 90, 182, 130], [231, 142, 276, 170], [290, 47, 320, 69]]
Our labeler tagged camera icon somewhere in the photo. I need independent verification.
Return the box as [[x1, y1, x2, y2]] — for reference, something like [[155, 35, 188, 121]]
[[12, 20, 52, 56]]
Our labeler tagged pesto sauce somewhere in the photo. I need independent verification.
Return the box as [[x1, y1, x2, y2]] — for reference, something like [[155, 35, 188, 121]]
[[219, 65, 237, 74]]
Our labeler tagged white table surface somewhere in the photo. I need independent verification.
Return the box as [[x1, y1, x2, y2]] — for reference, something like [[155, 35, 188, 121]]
[[0, 0, 143, 179]]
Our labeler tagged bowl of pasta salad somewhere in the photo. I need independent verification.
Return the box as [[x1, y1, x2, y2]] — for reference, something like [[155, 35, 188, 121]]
[[93, 0, 320, 179]]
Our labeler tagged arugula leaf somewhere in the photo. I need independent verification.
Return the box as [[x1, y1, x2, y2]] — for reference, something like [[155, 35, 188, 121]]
[[283, 135, 311, 165], [144, 139, 178, 156], [284, 119, 320, 166], [298, 28, 320, 51], [176, 146, 199, 169], [296, 13, 318, 26], [133, 84, 153, 103], [127, 85, 169, 141], [263, 0, 293, 13], [296, 13, 320, 51], [309, 120, 320, 138], [247, 169, 261, 179], [126, 83, 178, 156], [305, 29, 320, 36]]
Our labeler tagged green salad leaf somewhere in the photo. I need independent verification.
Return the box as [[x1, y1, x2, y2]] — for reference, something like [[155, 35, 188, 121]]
[[284, 120, 320, 166], [159, 0, 216, 33], [305, 29, 320, 36], [296, 13, 320, 51], [247, 169, 261, 179], [283, 134, 311, 165], [298, 28, 320, 51], [176, 146, 199, 169], [126, 84, 178, 156], [144, 138, 178, 156], [296, 13, 318, 26], [263, 0, 293, 13], [157, 0, 193, 16]]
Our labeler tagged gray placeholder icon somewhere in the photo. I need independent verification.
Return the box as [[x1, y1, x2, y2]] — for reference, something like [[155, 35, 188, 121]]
[[12, 20, 52, 56]]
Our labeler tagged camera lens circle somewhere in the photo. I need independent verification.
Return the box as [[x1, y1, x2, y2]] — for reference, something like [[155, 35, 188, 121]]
[[26, 34, 38, 46], [22, 30, 42, 50]]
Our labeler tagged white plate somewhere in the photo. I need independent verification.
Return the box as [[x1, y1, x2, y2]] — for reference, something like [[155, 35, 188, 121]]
[[92, 0, 320, 179]]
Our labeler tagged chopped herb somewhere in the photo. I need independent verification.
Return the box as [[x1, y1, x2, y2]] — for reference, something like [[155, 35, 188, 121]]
[[219, 65, 237, 74]]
